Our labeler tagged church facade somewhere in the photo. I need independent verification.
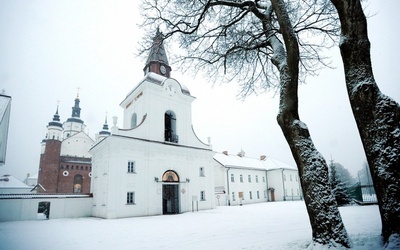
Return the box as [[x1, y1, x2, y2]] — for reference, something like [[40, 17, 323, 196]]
[[37, 96, 94, 194], [90, 31, 215, 219]]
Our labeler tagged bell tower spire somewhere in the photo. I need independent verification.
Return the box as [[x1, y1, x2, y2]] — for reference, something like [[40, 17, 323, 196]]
[[45, 103, 63, 141], [143, 28, 172, 77]]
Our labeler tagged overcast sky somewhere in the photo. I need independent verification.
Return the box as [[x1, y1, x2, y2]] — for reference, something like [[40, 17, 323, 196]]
[[1, 1, 399, 181]]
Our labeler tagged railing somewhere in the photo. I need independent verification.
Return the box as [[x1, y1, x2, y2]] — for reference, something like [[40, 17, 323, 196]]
[[165, 134, 179, 143]]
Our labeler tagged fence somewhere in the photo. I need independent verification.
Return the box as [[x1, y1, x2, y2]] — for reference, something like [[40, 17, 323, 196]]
[[348, 183, 377, 205]]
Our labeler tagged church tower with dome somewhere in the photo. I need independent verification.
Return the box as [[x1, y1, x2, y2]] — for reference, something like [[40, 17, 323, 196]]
[[37, 94, 94, 194], [90, 30, 215, 219]]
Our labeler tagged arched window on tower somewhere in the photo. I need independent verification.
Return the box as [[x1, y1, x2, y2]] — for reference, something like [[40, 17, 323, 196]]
[[164, 111, 178, 143], [73, 174, 83, 193], [131, 113, 137, 128]]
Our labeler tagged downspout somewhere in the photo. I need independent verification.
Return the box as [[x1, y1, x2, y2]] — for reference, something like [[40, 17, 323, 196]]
[[226, 167, 231, 206], [281, 169, 286, 201], [265, 170, 270, 201]]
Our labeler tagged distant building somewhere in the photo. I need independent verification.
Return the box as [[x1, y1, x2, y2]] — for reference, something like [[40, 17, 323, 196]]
[[37, 95, 94, 193], [214, 151, 302, 206], [0, 175, 31, 194], [24, 173, 38, 189], [0, 94, 12, 166]]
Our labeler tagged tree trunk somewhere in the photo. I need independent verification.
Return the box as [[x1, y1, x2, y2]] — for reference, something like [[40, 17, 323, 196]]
[[330, 0, 400, 245], [269, 0, 351, 247]]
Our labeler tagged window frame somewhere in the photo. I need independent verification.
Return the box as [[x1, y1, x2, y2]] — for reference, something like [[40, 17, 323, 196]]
[[127, 191, 135, 205], [127, 161, 136, 173]]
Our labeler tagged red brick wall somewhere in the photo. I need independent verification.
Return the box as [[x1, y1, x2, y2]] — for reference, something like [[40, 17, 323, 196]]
[[37, 140, 62, 193], [57, 160, 92, 193]]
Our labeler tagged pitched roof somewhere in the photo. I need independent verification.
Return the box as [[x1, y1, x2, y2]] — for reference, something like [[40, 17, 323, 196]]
[[0, 175, 30, 189], [213, 152, 297, 171]]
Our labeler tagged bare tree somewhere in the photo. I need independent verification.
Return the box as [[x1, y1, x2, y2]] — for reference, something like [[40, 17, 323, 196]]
[[330, 0, 400, 245], [140, 0, 351, 247]]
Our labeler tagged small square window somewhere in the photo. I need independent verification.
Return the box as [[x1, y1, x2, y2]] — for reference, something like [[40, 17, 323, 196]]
[[128, 161, 136, 173], [127, 192, 135, 204]]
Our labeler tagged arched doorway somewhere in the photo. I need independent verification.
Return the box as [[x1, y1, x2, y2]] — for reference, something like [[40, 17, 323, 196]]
[[162, 170, 179, 214]]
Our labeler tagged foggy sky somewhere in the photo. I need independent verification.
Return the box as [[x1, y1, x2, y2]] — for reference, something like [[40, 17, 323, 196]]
[[1, 0, 399, 181]]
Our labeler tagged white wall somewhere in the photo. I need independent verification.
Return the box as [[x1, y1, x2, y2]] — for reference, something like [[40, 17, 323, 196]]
[[0, 196, 92, 222], [223, 168, 268, 206], [61, 132, 94, 158], [91, 135, 215, 219]]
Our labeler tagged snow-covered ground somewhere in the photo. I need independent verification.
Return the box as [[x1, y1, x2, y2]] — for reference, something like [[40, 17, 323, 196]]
[[0, 201, 382, 250]]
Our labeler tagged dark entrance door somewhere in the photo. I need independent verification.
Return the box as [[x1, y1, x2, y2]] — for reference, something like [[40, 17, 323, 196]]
[[163, 184, 179, 214]]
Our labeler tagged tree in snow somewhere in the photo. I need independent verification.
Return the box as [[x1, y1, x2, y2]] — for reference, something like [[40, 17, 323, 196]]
[[329, 161, 351, 206], [140, 0, 351, 247], [329, 0, 400, 245]]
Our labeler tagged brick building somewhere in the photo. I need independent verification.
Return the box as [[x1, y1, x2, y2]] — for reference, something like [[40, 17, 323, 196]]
[[37, 95, 98, 193]]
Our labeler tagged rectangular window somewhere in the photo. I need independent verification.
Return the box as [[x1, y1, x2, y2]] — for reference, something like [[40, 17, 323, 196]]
[[239, 191, 244, 200], [291, 188, 294, 195], [255, 175, 259, 183], [290, 175, 292, 181], [231, 173, 234, 182], [128, 161, 136, 173], [263, 176, 265, 182], [295, 175, 298, 182], [257, 191, 260, 199], [127, 192, 135, 204], [249, 191, 253, 199], [248, 175, 251, 183], [232, 192, 236, 201], [240, 174, 243, 183], [283, 174, 286, 181], [199, 167, 205, 177], [264, 190, 267, 198], [200, 191, 206, 201]]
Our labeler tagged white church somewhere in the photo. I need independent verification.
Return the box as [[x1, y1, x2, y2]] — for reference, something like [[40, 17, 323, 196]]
[[90, 31, 215, 218]]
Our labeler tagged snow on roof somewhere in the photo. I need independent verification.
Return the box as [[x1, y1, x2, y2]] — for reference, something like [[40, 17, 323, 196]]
[[213, 152, 297, 171], [0, 175, 30, 189]]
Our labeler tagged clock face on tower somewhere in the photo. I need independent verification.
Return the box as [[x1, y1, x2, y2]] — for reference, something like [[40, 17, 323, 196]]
[[160, 65, 167, 75], [165, 83, 176, 96]]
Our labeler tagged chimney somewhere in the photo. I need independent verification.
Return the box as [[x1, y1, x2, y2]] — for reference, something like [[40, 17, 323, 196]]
[[237, 150, 245, 157], [260, 155, 266, 161], [222, 151, 228, 155]]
